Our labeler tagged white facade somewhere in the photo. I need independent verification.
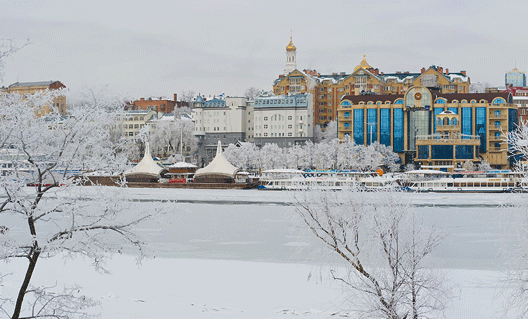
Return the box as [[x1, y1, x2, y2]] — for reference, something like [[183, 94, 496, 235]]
[[253, 94, 313, 147], [120, 109, 157, 138], [191, 97, 250, 136]]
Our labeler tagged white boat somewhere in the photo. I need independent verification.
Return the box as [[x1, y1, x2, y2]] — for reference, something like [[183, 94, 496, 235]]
[[257, 169, 398, 191], [399, 169, 527, 193]]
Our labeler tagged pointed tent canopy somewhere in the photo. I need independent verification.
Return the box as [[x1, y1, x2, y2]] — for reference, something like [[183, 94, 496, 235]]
[[194, 141, 239, 179], [124, 143, 165, 177]]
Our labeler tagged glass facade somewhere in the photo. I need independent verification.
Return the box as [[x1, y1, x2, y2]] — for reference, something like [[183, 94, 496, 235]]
[[434, 108, 444, 133], [367, 109, 377, 145], [380, 109, 391, 146], [476, 107, 487, 153], [455, 145, 474, 159], [461, 107, 472, 138], [393, 108, 404, 152], [418, 145, 429, 159], [408, 110, 430, 151], [448, 107, 458, 114], [431, 145, 454, 159], [353, 109, 364, 145]]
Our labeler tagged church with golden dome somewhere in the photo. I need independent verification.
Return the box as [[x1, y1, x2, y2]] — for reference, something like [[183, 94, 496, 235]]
[[272, 37, 472, 128]]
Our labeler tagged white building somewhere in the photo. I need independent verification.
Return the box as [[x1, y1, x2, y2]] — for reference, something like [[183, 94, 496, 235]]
[[253, 93, 313, 148], [119, 109, 157, 138], [192, 96, 253, 164]]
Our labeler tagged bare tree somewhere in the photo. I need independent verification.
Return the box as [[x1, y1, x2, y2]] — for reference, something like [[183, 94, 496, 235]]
[[504, 123, 528, 317], [180, 90, 196, 103], [296, 189, 447, 319], [0, 39, 29, 81], [244, 87, 262, 100], [0, 89, 158, 319]]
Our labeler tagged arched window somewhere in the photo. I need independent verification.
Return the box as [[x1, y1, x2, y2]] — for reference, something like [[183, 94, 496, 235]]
[[471, 100, 477, 103], [493, 98, 505, 104], [368, 101, 373, 105], [452, 100, 459, 104], [436, 99, 446, 104], [344, 122, 351, 128], [341, 101, 352, 106], [394, 99, 404, 104], [451, 118, 457, 125], [443, 118, 449, 125], [461, 100, 468, 103]]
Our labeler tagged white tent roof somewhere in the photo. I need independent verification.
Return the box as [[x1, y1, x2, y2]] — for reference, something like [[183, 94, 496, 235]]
[[124, 143, 164, 177], [194, 141, 239, 179]]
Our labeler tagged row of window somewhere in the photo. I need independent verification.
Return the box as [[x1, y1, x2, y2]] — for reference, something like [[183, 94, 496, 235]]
[[341, 98, 507, 107]]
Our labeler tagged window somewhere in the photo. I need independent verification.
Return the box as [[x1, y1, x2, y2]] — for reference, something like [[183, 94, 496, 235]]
[[288, 116, 292, 120], [288, 124, 292, 129], [264, 117, 268, 121], [264, 133, 268, 137], [264, 125, 268, 129], [288, 132, 292, 137], [495, 110, 501, 118]]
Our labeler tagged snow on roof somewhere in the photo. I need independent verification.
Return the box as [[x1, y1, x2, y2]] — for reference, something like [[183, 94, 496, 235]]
[[169, 162, 198, 169], [446, 74, 469, 82], [124, 143, 164, 177], [194, 141, 239, 179], [8, 81, 59, 87]]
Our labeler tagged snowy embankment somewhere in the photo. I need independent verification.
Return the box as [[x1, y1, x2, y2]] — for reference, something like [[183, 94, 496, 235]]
[[3, 187, 526, 318]]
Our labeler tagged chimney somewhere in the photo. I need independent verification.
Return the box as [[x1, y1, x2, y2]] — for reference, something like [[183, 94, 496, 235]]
[[445, 68, 449, 74], [460, 70, 466, 76], [140, 98, 145, 101], [332, 72, 337, 76], [374, 68, 379, 75], [174, 93, 177, 101], [396, 71, 401, 75], [438, 67, 443, 74], [421, 67, 425, 74], [279, 75, 284, 79], [380, 72, 384, 75]]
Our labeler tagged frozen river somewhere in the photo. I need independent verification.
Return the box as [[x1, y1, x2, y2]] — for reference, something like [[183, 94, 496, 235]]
[[122, 188, 524, 270], [4, 187, 527, 318]]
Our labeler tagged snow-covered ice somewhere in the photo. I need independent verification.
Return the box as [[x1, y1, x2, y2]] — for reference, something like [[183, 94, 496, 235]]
[[3, 188, 527, 318]]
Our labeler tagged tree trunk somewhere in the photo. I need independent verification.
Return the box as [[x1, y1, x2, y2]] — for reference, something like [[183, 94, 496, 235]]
[[12, 248, 40, 319]]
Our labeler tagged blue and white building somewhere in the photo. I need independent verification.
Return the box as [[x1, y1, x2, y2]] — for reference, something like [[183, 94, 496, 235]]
[[253, 93, 313, 147]]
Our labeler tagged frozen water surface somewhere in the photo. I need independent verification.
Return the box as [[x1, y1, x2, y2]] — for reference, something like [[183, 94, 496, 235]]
[[3, 187, 527, 318]]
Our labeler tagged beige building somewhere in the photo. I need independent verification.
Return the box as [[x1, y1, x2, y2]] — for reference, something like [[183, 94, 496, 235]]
[[272, 37, 471, 129], [337, 88, 518, 169], [1, 81, 67, 116]]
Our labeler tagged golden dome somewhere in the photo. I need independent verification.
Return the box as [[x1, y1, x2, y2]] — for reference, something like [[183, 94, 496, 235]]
[[286, 36, 296, 52], [354, 55, 372, 72]]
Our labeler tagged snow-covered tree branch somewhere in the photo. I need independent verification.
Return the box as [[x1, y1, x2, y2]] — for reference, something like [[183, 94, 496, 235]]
[[295, 189, 447, 319], [0, 88, 159, 319]]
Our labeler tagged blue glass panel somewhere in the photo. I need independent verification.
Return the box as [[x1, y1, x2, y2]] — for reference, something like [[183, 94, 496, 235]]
[[508, 108, 518, 133], [344, 122, 350, 128], [393, 108, 404, 152], [380, 109, 391, 147], [455, 145, 474, 159], [493, 98, 505, 104], [344, 112, 350, 117], [367, 109, 377, 145], [434, 108, 444, 133], [462, 107, 472, 139], [436, 99, 446, 104], [431, 145, 454, 159], [418, 145, 429, 159], [353, 109, 364, 145], [476, 107, 486, 153], [448, 107, 458, 114], [394, 99, 404, 104], [341, 101, 351, 106]]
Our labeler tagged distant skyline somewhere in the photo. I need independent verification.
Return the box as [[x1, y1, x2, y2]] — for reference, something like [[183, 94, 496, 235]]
[[1, 0, 527, 100]]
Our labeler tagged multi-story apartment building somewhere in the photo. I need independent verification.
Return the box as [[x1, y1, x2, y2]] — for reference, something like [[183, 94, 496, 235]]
[[1, 81, 67, 116], [505, 68, 526, 87], [119, 109, 157, 138], [337, 87, 518, 169], [253, 93, 313, 148], [191, 96, 253, 164], [126, 94, 190, 114], [272, 38, 470, 129]]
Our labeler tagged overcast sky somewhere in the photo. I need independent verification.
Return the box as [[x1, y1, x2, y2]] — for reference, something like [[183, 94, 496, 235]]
[[1, 0, 527, 100]]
